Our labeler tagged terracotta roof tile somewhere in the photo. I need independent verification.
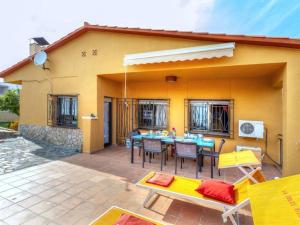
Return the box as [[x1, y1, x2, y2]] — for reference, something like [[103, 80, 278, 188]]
[[1, 22, 300, 77]]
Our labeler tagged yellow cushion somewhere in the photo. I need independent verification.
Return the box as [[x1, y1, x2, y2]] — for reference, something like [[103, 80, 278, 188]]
[[91, 206, 163, 225]]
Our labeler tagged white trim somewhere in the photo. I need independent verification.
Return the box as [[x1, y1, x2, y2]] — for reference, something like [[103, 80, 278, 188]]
[[124, 42, 235, 66]]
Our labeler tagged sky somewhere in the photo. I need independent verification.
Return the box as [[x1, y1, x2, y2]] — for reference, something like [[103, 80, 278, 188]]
[[1, 0, 300, 77]]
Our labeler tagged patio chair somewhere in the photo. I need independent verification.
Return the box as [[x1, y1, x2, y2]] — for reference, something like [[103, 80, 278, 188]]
[[200, 138, 225, 176], [90, 206, 164, 225], [128, 130, 142, 156], [174, 141, 201, 178], [142, 138, 167, 171], [137, 168, 266, 225]]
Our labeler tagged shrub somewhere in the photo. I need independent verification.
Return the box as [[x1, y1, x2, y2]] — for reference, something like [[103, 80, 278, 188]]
[[9, 121, 19, 130]]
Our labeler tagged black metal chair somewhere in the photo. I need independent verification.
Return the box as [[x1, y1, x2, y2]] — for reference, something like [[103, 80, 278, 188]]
[[142, 138, 167, 171], [200, 139, 225, 176], [174, 141, 201, 178]]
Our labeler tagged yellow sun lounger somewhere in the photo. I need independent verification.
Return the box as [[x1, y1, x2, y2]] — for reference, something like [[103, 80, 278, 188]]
[[137, 168, 265, 225], [90, 206, 165, 225], [218, 150, 261, 183], [248, 174, 300, 225]]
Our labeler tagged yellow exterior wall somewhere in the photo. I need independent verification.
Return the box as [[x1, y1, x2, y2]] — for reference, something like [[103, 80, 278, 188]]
[[3, 30, 300, 175]]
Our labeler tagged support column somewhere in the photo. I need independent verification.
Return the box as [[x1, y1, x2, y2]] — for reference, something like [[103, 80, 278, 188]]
[[82, 116, 99, 153], [283, 63, 300, 176]]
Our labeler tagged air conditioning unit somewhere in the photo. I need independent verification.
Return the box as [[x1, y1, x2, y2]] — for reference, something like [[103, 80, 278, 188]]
[[239, 120, 264, 139]]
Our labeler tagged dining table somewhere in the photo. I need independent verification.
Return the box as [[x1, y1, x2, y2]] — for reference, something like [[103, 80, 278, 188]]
[[130, 134, 216, 178]]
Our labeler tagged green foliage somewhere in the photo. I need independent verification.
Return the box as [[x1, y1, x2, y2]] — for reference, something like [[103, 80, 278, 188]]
[[0, 89, 20, 115]]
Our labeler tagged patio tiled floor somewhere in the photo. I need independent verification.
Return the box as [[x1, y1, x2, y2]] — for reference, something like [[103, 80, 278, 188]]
[[0, 137, 79, 175], [0, 145, 281, 225]]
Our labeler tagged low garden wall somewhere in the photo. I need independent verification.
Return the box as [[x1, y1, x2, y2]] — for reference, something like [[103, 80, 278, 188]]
[[19, 124, 83, 150]]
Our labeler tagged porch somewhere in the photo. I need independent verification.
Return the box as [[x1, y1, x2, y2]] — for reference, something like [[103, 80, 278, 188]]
[[96, 62, 284, 172]]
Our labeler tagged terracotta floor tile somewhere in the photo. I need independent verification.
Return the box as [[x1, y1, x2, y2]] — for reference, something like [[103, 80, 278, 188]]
[[41, 205, 69, 220], [26, 185, 50, 195], [17, 195, 43, 208], [53, 182, 73, 192], [9, 178, 31, 187], [0, 188, 23, 198], [22, 215, 50, 225], [0, 204, 25, 220], [38, 189, 60, 199], [61, 196, 83, 209], [28, 201, 57, 214], [6, 191, 32, 203], [48, 192, 71, 204], [4, 209, 36, 225], [0, 197, 14, 210], [17, 182, 39, 192], [0, 184, 14, 193]]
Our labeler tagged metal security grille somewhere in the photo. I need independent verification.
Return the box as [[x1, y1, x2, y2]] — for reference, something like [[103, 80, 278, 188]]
[[47, 95, 78, 128], [138, 100, 169, 130], [116, 98, 169, 144], [116, 98, 138, 144], [185, 99, 234, 137]]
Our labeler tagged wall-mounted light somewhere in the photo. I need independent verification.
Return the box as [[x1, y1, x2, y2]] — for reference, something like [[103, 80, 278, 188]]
[[165, 75, 177, 83]]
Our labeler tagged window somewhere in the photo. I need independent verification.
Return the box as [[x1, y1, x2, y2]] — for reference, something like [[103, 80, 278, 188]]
[[48, 95, 78, 128], [186, 99, 233, 137], [138, 99, 169, 130]]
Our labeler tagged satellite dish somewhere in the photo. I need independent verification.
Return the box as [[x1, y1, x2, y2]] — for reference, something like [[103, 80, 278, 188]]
[[34, 51, 47, 66]]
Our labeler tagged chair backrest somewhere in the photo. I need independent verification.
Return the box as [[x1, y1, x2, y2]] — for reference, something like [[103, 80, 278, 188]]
[[142, 138, 162, 152], [217, 139, 226, 155], [175, 141, 198, 158], [128, 129, 140, 138]]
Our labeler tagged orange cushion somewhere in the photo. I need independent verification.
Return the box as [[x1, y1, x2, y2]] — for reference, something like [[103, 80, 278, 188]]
[[146, 173, 174, 187], [113, 214, 155, 225], [195, 180, 235, 204]]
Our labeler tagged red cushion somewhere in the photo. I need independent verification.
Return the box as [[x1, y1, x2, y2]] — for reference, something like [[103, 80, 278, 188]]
[[146, 173, 174, 187], [195, 180, 235, 204], [113, 214, 155, 225]]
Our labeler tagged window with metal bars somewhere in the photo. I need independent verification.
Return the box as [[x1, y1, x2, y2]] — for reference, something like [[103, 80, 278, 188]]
[[138, 99, 169, 130], [47, 95, 78, 128], [186, 99, 233, 137]]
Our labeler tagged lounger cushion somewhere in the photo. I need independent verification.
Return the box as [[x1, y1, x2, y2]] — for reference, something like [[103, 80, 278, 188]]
[[113, 214, 155, 225], [146, 172, 174, 187], [195, 180, 235, 204]]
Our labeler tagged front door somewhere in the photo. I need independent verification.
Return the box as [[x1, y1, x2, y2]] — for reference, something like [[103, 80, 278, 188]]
[[104, 97, 112, 146]]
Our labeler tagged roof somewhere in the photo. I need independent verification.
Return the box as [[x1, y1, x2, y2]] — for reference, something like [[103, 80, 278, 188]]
[[1, 22, 300, 77]]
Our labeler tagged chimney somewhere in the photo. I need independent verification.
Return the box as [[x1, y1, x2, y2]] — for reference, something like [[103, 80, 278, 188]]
[[29, 37, 49, 56]]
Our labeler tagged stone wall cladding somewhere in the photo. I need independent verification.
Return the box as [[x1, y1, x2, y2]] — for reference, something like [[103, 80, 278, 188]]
[[19, 124, 83, 150]]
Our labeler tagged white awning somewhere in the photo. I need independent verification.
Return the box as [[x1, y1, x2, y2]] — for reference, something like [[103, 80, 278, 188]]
[[123, 42, 235, 66]]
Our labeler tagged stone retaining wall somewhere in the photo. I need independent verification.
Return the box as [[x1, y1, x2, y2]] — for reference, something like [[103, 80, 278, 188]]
[[19, 124, 83, 150]]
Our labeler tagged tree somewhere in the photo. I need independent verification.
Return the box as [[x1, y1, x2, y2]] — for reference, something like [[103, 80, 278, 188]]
[[0, 89, 20, 115]]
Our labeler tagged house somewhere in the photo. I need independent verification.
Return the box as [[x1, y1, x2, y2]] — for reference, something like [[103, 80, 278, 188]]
[[1, 22, 299, 176]]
